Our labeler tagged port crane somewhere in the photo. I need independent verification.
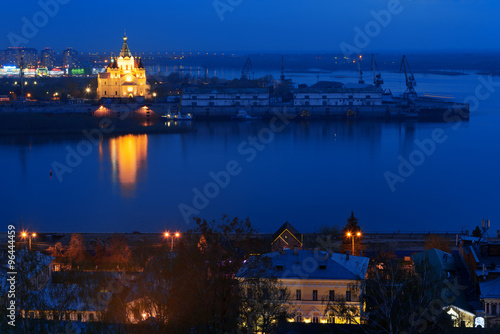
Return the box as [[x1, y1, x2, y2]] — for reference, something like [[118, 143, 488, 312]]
[[371, 54, 384, 87], [400, 55, 417, 99], [18, 57, 25, 99], [241, 57, 253, 80], [357, 55, 364, 84]]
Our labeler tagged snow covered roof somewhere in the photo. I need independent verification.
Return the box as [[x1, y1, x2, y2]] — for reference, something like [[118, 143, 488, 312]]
[[480, 276, 500, 299], [237, 249, 369, 281], [411, 248, 455, 275], [26, 283, 112, 312]]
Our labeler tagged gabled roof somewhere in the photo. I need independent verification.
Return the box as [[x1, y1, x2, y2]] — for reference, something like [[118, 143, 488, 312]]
[[271, 222, 301, 245]]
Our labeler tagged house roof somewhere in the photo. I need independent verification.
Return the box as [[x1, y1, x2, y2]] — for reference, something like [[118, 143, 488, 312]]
[[480, 276, 500, 299], [184, 87, 268, 94], [271, 222, 302, 245], [27, 283, 112, 312], [237, 249, 369, 281], [295, 81, 383, 94], [411, 248, 455, 275]]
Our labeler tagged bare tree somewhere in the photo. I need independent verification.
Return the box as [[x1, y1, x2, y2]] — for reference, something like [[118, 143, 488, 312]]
[[322, 282, 362, 326], [363, 256, 453, 334], [238, 256, 293, 333]]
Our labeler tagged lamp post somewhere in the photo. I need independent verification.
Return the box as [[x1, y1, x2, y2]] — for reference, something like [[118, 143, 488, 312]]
[[164, 232, 181, 251], [153, 92, 157, 102], [21, 231, 37, 251], [347, 231, 361, 256]]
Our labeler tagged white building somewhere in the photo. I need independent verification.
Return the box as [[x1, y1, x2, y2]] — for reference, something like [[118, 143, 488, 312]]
[[293, 81, 383, 108], [182, 87, 269, 108], [237, 249, 369, 324]]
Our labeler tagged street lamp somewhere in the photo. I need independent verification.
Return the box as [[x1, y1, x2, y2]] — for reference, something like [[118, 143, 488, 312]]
[[347, 231, 361, 256], [21, 231, 37, 251], [164, 231, 180, 250]]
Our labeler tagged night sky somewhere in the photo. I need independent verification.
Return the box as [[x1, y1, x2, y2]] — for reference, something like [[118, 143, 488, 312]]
[[1, 0, 499, 53]]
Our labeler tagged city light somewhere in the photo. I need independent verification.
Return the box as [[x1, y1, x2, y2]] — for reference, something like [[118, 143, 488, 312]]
[[347, 231, 361, 256], [164, 231, 180, 250], [21, 231, 37, 250]]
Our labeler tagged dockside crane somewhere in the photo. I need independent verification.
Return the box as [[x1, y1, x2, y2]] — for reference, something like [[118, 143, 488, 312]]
[[241, 57, 253, 80], [400, 55, 417, 99], [357, 55, 364, 84], [371, 54, 384, 87], [19, 57, 25, 99]]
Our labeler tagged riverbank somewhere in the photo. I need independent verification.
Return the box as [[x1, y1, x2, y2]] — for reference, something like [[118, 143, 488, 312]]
[[0, 111, 193, 136]]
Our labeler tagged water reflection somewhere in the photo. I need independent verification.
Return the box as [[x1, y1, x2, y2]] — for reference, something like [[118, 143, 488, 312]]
[[109, 134, 148, 197]]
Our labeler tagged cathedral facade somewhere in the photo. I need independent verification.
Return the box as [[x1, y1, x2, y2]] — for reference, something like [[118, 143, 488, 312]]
[[97, 34, 150, 100]]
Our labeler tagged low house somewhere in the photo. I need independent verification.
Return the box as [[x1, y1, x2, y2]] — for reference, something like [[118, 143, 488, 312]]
[[237, 249, 369, 324]]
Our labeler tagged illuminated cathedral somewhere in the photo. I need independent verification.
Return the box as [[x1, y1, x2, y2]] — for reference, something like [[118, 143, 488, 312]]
[[97, 33, 150, 100]]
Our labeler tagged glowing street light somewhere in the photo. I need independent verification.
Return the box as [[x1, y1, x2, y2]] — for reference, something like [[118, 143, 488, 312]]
[[347, 231, 361, 256], [21, 231, 37, 251], [164, 231, 180, 250]]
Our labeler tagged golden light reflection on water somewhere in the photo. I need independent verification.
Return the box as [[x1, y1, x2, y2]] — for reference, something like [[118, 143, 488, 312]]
[[109, 134, 148, 197]]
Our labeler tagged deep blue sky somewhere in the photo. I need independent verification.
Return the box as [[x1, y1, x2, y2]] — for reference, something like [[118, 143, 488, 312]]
[[1, 0, 499, 53]]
